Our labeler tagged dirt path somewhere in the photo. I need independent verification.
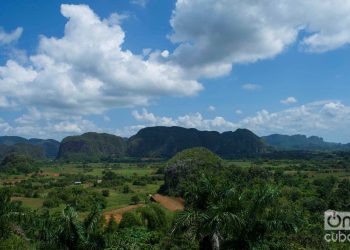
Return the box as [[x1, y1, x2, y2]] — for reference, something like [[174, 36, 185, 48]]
[[103, 204, 144, 223], [150, 194, 184, 211]]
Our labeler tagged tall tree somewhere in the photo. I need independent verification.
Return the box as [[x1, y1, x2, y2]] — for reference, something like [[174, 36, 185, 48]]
[[173, 175, 296, 250]]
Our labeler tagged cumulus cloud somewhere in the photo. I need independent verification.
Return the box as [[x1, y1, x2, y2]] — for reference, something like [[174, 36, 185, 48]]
[[0, 116, 98, 140], [280, 97, 298, 105], [4, 107, 100, 139], [168, 0, 350, 77], [120, 108, 238, 137], [0, 4, 202, 118], [242, 84, 261, 91], [0, 27, 23, 45], [240, 101, 350, 142]]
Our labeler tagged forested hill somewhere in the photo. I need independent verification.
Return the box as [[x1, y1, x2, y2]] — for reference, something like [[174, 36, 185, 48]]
[[57, 127, 268, 161], [127, 126, 267, 159], [57, 132, 127, 162], [262, 134, 350, 151], [0, 136, 60, 159]]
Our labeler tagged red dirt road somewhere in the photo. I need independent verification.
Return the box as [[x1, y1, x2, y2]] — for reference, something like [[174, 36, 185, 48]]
[[150, 194, 184, 211]]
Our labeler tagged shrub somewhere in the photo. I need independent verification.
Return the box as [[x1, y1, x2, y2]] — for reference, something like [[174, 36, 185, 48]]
[[119, 211, 143, 228], [136, 204, 167, 231], [102, 189, 110, 197], [130, 195, 140, 205]]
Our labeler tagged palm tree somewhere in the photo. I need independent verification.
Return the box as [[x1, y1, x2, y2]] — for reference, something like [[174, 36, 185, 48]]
[[0, 189, 25, 239], [57, 205, 86, 250], [172, 175, 296, 250], [82, 204, 105, 250], [25, 204, 104, 250], [58, 204, 105, 250]]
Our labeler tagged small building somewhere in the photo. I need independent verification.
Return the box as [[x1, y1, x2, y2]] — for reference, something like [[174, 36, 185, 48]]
[[74, 181, 82, 185], [97, 179, 102, 184]]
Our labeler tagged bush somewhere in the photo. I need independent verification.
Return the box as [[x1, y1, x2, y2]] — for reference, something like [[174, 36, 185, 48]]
[[43, 198, 60, 208], [138, 203, 168, 231], [119, 211, 143, 228], [102, 189, 110, 197], [130, 195, 140, 205]]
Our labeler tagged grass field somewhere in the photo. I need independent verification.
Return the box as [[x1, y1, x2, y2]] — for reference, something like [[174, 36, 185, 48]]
[[3, 159, 350, 213], [11, 197, 44, 209], [1, 162, 164, 213]]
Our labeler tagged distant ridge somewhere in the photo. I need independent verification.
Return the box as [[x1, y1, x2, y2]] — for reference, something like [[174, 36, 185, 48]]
[[2, 127, 350, 161], [57, 126, 267, 161], [0, 136, 60, 159], [262, 134, 350, 151], [127, 126, 267, 159]]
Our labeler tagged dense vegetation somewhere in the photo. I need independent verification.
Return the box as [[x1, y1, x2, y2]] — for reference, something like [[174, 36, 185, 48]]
[[1, 146, 350, 249], [159, 147, 222, 195], [57, 132, 127, 162], [0, 154, 40, 174]]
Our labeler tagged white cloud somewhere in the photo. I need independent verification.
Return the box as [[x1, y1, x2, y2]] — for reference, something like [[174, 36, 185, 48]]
[[52, 119, 97, 134], [0, 119, 12, 133], [7, 107, 100, 139], [280, 96, 298, 105], [103, 115, 111, 122], [240, 101, 350, 142], [142, 48, 152, 56], [0, 27, 23, 45], [115, 124, 145, 138], [208, 105, 216, 112], [107, 13, 129, 25], [242, 83, 261, 91], [168, 0, 350, 77], [0, 114, 99, 140], [132, 108, 176, 126], [235, 109, 243, 115], [130, 0, 148, 7], [161, 50, 169, 58], [118, 108, 237, 137], [0, 4, 202, 119]]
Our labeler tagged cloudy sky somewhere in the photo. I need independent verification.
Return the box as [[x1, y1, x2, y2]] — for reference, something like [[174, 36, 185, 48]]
[[1, 0, 350, 142]]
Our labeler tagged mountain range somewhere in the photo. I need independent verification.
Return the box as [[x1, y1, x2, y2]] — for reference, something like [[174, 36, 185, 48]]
[[0, 136, 60, 159], [1, 126, 350, 161]]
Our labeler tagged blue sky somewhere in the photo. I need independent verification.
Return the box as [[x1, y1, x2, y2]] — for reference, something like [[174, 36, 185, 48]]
[[1, 0, 350, 142]]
